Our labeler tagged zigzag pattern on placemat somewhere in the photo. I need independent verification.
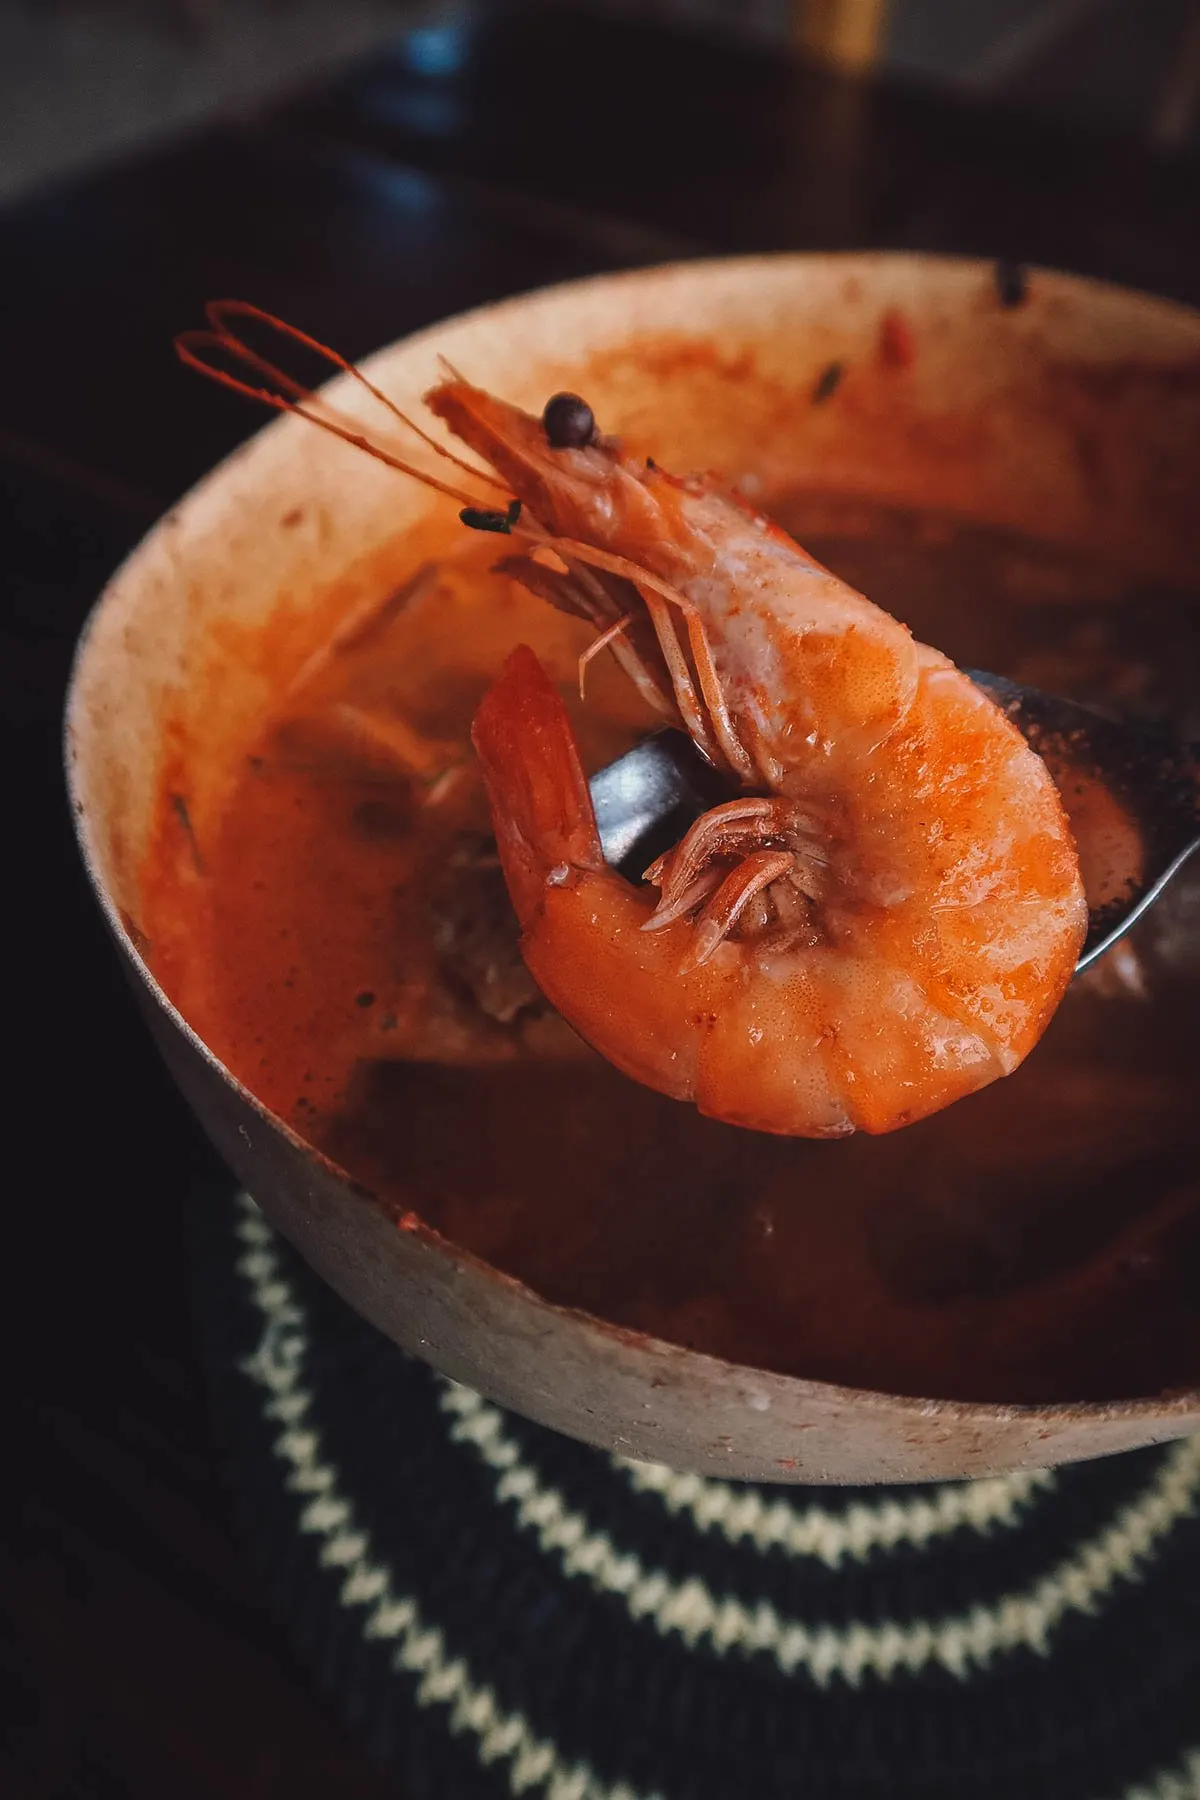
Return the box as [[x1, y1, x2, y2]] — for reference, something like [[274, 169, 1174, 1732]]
[[188, 1189, 1200, 1800], [435, 1380, 1200, 1682]]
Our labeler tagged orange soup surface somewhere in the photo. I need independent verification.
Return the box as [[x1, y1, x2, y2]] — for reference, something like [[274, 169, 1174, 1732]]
[[143, 497, 1200, 1405]]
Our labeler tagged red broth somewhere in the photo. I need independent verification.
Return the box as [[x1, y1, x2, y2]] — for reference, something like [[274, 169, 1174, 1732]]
[[142, 497, 1200, 1405]]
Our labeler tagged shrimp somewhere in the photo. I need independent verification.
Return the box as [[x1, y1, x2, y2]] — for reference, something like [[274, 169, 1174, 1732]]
[[178, 307, 1088, 1137], [437, 390, 1088, 1137]]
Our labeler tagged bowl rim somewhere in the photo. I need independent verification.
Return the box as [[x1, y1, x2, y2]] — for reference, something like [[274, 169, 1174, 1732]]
[[64, 249, 1200, 1435]]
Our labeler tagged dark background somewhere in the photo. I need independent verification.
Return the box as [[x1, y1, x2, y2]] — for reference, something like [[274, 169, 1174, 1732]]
[[3, 3, 1199, 1793], [2, 0, 1197, 208]]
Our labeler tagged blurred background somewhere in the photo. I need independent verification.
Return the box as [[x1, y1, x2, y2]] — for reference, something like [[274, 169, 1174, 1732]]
[[4, 0, 1198, 206]]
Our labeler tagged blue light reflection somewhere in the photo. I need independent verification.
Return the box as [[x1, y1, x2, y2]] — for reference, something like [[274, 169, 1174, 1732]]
[[402, 25, 466, 79]]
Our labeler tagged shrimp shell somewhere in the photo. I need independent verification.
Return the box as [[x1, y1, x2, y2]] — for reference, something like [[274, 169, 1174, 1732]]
[[439, 380, 1087, 1138]]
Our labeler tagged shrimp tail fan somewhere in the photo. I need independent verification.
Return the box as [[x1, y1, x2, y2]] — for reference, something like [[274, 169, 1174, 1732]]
[[471, 646, 605, 925]]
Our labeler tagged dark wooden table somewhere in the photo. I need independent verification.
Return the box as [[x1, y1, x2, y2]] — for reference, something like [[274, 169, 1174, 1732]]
[[3, 4, 1198, 1793]]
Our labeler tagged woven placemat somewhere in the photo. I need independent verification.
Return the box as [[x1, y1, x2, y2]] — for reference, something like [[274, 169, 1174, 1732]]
[[187, 1185, 1200, 1800]]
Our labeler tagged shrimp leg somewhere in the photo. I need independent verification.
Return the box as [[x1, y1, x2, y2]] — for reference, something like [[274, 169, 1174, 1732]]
[[644, 796, 830, 960]]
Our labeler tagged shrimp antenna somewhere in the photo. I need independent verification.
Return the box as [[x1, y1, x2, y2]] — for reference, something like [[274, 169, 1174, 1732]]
[[436, 352, 469, 383], [205, 304, 506, 490], [174, 301, 506, 508]]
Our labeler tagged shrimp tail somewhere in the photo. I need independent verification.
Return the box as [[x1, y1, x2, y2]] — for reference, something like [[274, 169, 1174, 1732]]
[[471, 646, 604, 927]]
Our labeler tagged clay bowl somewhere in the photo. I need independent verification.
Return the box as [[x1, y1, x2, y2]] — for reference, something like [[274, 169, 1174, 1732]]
[[66, 255, 1200, 1483]]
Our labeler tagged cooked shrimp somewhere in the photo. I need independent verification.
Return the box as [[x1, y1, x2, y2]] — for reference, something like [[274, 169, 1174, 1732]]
[[178, 307, 1088, 1137]]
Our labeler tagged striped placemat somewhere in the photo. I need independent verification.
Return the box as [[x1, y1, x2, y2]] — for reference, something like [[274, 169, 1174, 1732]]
[[187, 1186, 1200, 1800]]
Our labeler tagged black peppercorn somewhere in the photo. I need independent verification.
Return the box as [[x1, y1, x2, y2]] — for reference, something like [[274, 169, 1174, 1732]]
[[995, 260, 1028, 309], [812, 361, 845, 404], [542, 392, 596, 448]]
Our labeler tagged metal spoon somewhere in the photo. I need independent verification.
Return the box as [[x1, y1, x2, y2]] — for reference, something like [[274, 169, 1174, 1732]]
[[588, 671, 1200, 975]]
